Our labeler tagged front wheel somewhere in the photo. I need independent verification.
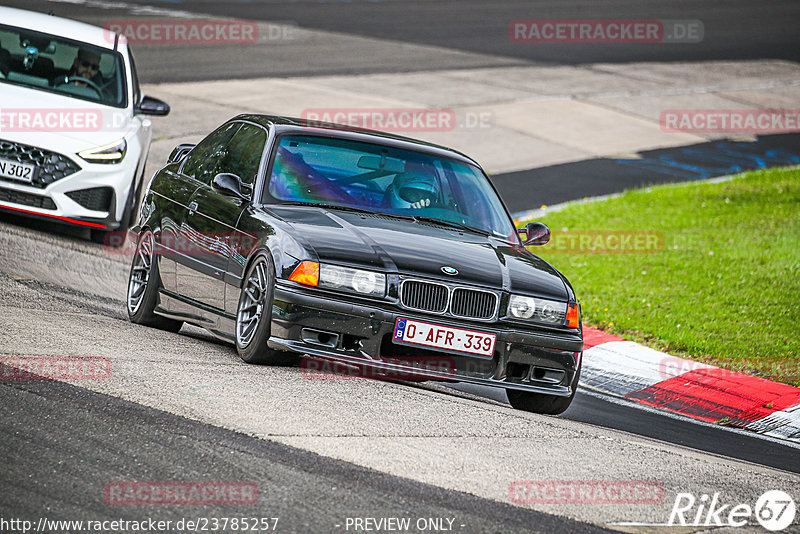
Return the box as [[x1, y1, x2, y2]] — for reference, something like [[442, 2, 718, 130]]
[[127, 230, 183, 332], [235, 254, 296, 365], [506, 366, 580, 415]]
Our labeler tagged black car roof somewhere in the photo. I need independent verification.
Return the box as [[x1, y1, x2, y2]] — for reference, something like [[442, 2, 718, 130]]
[[232, 114, 480, 168]]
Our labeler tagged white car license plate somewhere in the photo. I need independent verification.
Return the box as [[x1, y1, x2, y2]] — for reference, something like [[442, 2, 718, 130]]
[[0, 158, 36, 183], [393, 318, 496, 358]]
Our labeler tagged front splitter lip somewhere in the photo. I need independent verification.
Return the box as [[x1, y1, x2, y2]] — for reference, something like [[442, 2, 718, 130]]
[[0, 202, 114, 229], [267, 337, 574, 397]]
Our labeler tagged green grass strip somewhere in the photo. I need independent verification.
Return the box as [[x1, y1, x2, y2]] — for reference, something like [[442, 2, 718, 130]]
[[525, 166, 800, 386]]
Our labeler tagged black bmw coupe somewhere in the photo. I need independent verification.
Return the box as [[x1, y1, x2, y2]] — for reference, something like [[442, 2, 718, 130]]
[[127, 115, 583, 414]]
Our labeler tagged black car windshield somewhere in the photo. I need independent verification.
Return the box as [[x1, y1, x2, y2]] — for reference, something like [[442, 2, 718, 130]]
[[0, 24, 126, 107], [264, 135, 517, 241]]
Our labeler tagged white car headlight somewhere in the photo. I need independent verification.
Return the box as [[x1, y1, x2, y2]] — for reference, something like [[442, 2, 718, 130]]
[[319, 264, 385, 297], [78, 138, 127, 164], [508, 295, 536, 319], [508, 295, 567, 325]]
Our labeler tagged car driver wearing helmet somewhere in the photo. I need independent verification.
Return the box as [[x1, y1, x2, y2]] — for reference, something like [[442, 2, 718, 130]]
[[385, 171, 440, 210]]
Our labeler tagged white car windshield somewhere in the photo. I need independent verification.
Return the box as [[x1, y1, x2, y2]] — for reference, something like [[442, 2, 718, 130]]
[[0, 24, 126, 107], [265, 134, 518, 241]]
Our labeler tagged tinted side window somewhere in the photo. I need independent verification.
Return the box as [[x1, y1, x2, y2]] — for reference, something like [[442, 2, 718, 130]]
[[182, 122, 241, 185], [220, 123, 267, 185]]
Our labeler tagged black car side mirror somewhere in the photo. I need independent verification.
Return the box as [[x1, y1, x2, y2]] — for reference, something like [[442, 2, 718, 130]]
[[135, 95, 170, 116], [212, 173, 251, 201], [518, 222, 550, 246], [167, 143, 195, 164]]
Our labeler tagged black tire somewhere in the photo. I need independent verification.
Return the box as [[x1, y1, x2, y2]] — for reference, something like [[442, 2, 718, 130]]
[[235, 254, 296, 365], [126, 230, 183, 332], [506, 365, 581, 415]]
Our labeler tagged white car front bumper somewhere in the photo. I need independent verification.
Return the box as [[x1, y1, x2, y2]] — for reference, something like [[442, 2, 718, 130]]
[[0, 136, 138, 230]]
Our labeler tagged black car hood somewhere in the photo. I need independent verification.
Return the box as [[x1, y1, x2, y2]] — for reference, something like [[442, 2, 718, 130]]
[[267, 206, 569, 300]]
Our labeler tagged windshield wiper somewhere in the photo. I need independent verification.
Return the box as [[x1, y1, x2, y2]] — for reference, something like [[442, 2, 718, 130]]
[[276, 203, 490, 234], [410, 216, 492, 237], [279, 201, 415, 220]]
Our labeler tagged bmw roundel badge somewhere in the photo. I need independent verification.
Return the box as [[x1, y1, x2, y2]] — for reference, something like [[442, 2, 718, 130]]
[[441, 266, 459, 276]]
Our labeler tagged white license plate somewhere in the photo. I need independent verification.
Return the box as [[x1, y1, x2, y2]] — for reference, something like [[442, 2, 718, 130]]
[[0, 158, 36, 183], [393, 318, 496, 358]]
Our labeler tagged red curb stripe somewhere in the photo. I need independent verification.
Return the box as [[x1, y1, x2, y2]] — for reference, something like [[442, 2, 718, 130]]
[[582, 327, 625, 350], [625, 368, 800, 424]]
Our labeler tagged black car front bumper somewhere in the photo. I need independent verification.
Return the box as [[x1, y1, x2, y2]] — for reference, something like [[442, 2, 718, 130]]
[[267, 283, 582, 396]]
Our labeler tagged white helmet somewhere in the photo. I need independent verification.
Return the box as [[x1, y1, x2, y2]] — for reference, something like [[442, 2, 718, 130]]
[[387, 172, 437, 209]]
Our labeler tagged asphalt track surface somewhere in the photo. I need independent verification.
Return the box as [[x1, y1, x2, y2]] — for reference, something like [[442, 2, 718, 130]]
[[0, 244, 798, 532], [3, 197, 800, 484], [1, 377, 605, 534], [9, 0, 800, 81], [493, 133, 800, 213], [450, 381, 800, 475], [140, 0, 800, 65]]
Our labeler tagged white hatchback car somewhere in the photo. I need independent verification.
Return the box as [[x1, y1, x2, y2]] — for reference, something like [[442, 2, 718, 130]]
[[0, 6, 169, 243]]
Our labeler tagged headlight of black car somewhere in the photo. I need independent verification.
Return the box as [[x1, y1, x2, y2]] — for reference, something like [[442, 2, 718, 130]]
[[320, 264, 386, 297], [289, 261, 386, 298], [507, 295, 580, 328]]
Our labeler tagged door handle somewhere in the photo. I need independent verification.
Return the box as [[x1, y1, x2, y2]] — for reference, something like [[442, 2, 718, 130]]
[[188, 201, 198, 215]]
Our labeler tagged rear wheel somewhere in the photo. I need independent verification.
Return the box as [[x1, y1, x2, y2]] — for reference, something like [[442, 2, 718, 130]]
[[235, 254, 296, 365], [127, 230, 183, 332], [506, 366, 580, 415]]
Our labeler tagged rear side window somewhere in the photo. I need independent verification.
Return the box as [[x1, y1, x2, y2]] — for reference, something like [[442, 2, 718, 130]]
[[220, 123, 268, 185], [181, 122, 242, 185]]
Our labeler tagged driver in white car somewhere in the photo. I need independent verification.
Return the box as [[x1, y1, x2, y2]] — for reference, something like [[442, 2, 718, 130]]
[[55, 48, 101, 88], [69, 48, 102, 87]]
